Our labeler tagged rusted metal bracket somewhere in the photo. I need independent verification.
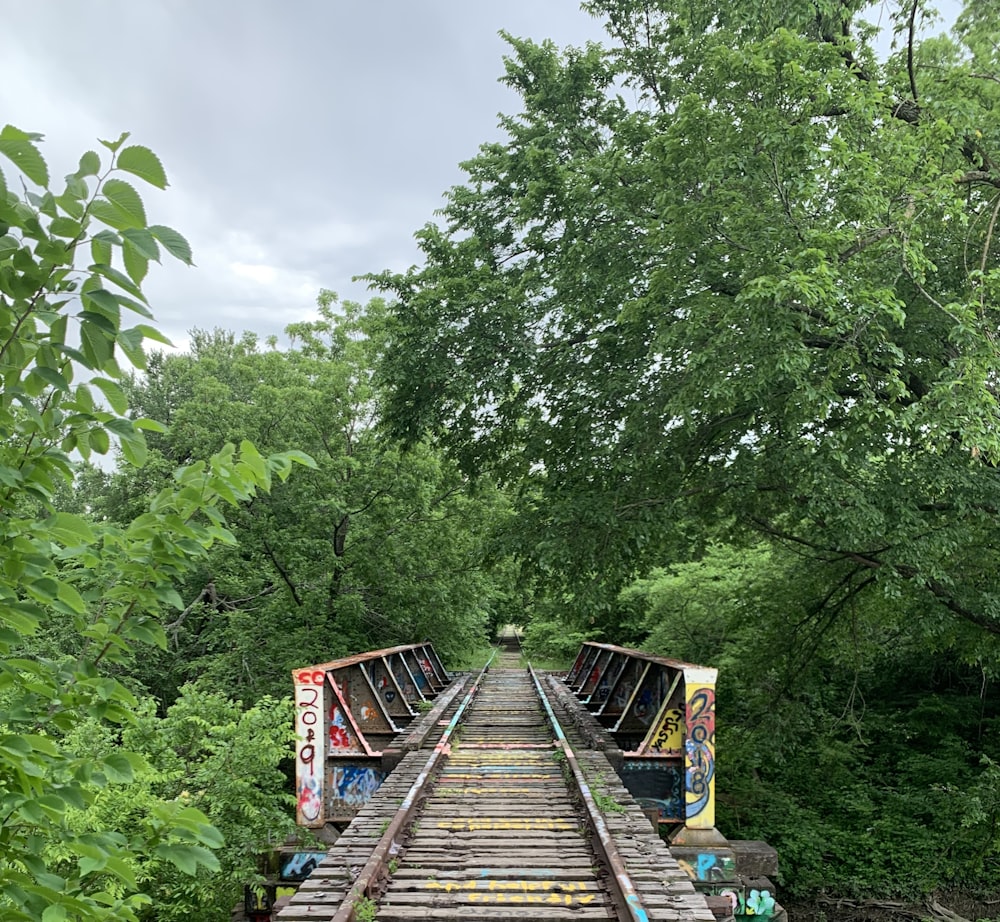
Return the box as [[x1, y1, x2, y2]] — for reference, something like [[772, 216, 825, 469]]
[[293, 642, 451, 826]]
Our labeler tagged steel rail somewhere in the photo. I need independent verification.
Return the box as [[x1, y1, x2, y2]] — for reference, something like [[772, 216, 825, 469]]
[[330, 646, 498, 922], [529, 664, 651, 922]]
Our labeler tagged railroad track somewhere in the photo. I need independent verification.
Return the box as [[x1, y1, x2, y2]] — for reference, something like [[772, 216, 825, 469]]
[[278, 632, 714, 922]]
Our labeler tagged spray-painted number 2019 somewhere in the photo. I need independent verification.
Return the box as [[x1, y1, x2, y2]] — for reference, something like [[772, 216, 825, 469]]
[[295, 671, 325, 823]]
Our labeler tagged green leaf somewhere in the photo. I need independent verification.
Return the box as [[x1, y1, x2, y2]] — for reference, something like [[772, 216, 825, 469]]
[[32, 366, 69, 391], [0, 125, 49, 186], [99, 178, 147, 229], [153, 584, 184, 609], [55, 580, 87, 614], [62, 176, 89, 204], [78, 855, 107, 878], [119, 429, 148, 468], [46, 512, 96, 547], [122, 244, 148, 285], [89, 425, 110, 454], [101, 752, 136, 783], [89, 199, 132, 231], [116, 326, 147, 370], [103, 855, 138, 887], [134, 417, 167, 433], [0, 603, 41, 636], [155, 844, 220, 876], [48, 216, 82, 239], [121, 227, 160, 261], [126, 618, 167, 648], [91, 235, 113, 266], [77, 150, 100, 177], [80, 320, 115, 368], [92, 377, 128, 414], [92, 262, 149, 302], [81, 288, 121, 324], [130, 323, 173, 346], [117, 145, 168, 189], [149, 224, 193, 265], [99, 131, 130, 154]]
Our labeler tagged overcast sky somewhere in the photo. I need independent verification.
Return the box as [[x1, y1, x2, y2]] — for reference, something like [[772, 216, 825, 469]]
[[1, 1, 607, 349], [1, 1, 961, 352]]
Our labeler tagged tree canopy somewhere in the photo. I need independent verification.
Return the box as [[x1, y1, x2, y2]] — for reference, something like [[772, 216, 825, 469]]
[[371, 0, 1000, 646], [93, 294, 515, 701]]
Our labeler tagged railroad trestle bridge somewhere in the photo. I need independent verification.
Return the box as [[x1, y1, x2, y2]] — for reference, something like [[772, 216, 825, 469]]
[[253, 637, 783, 922]]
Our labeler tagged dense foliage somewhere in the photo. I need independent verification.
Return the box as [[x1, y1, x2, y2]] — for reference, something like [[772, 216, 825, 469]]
[[370, 0, 1000, 905], [7, 0, 1000, 915], [622, 544, 1000, 899], [0, 130, 311, 920], [372, 0, 1000, 638], [84, 292, 516, 703]]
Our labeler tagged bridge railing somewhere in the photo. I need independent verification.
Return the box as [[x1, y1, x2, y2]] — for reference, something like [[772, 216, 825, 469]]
[[565, 642, 719, 840], [293, 642, 449, 826]]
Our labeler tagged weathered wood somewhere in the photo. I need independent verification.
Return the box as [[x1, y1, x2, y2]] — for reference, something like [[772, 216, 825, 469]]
[[278, 641, 716, 922]]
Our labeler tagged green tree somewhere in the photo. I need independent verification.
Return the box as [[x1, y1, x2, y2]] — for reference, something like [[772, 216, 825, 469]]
[[622, 542, 1000, 898], [56, 687, 295, 922], [370, 0, 1000, 645], [0, 129, 310, 921], [94, 293, 516, 703]]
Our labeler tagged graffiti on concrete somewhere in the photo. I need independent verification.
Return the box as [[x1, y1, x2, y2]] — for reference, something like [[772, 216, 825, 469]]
[[719, 887, 777, 917], [677, 852, 736, 882]]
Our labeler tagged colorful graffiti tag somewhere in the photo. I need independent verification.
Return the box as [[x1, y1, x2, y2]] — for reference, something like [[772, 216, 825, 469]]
[[330, 765, 384, 808], [280, 851, 327, 881], [677, 852, 736, 882], [685, 686, 716, 825], [296, 775, 322, 823], [376, 673, 396, 704], [328, 705, 352, 750], [719, 887, 777, 918], [651, 707, 684, 751]]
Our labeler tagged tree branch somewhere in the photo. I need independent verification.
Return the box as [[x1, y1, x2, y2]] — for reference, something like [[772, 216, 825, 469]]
[[262, 538, 303, 606], [839, 226, 894, 263], [907, 0, 920, 105], [955, 170, 1000, 189]]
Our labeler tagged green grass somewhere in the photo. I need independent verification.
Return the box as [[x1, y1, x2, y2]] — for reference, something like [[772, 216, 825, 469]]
[[520, 653, 573, 672], [446, 645, 495, 671]]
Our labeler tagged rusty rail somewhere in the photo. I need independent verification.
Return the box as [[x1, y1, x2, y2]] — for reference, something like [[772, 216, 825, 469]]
[[330, 647, 498, 922], [530, 664, 650, 922]]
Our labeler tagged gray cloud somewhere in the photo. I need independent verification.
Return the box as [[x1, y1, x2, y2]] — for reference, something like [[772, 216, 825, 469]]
[[2, 1, 961, 349], [0, 1, 604, 346]]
